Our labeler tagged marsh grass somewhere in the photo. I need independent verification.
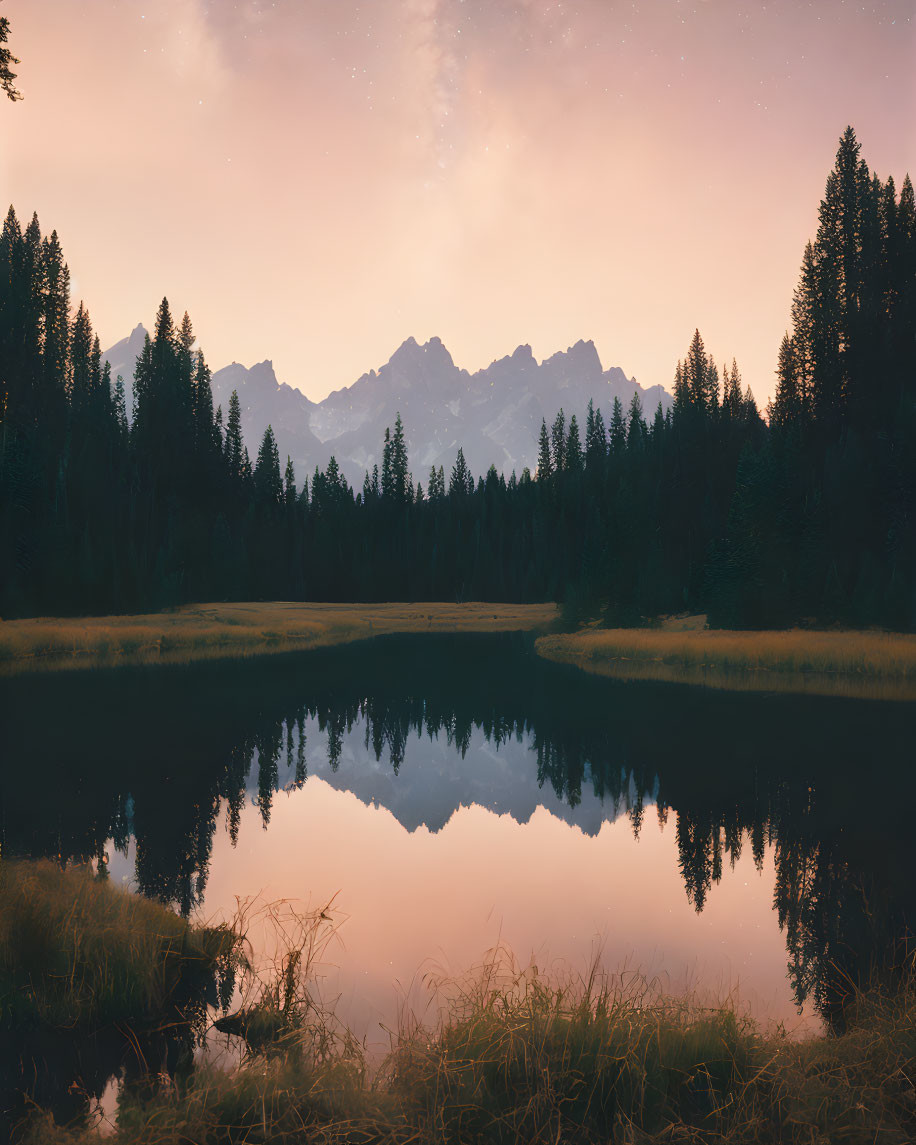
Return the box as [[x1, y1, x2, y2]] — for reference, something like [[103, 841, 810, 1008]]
[[18, 947, 916, 1144], [5, 868, 915, 1143], [537, 626, 916, 701], [0, 602, 558, 676], [0, 861, 237, 1033]]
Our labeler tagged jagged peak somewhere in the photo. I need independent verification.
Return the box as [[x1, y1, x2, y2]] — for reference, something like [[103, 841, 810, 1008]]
[[388, 334, 456, 374], [543, 338, 602, 376]]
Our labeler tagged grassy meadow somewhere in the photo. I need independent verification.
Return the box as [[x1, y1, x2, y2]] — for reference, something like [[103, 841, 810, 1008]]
[[0, 601, 558, 676], [537, 621, 916, 701], [7, 860, 916, 1145]]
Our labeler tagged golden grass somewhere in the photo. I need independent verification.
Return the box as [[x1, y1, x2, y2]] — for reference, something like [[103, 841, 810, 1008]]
[[17, 952, 916, 1144], [0, 860, 236, 1032], [536, 625, 916, 701], [7, 864, 916, 1144], [0, 601, 558, 676]]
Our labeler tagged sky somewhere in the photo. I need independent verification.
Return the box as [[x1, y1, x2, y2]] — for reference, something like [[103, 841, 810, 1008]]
[[2, 1, 914, 406]]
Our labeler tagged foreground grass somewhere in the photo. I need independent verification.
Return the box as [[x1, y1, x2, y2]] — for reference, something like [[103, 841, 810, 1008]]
[[0, 861, 235, 1033], [6, 863, 916, 1143], [0, 602, 558, 676], [20, 969, 916, 1144], [537, 625, 916, 701]]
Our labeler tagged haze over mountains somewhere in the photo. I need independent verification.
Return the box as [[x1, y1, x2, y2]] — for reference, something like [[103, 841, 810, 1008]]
[[103, 329, 671, 487]]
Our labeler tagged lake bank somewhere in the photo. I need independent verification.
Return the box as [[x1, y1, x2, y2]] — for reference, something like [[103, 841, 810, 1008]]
[[0, 601, 558, 675], [8, 860, 915, 1145], [4, 603, 916, 699], [536, 625, 916, 701]]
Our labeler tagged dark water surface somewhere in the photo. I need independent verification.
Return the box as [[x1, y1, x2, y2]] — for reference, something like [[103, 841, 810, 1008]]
[[3, 634, 915, 1121]]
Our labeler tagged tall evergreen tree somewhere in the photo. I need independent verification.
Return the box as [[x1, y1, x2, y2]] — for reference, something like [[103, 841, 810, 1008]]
[[536, 418, 552, 479], [584, 398, 606, 466], [609, 397, 626, 453], [565, 414, 583, 473], [550, 409, 567, 473], [254, 425, 283, 506], [225, 390, 244, 481], [449, 447, 473, 497]]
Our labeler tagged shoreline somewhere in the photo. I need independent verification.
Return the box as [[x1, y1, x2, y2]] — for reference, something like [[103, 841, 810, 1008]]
[[0, 601, 558, 676], [3, 604, 916, 701], [5, 859, 914, 1145], [536, 625, 916, 702]]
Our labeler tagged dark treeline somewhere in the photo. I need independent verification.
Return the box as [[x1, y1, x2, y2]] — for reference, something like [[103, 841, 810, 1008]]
[[1, 127, 913, 625]]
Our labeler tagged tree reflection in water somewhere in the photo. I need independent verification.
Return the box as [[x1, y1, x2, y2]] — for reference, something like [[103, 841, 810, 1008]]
[[3, 633, 915, 1030]]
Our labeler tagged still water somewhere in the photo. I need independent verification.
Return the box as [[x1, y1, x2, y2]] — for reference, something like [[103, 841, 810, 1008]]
[[3, 633, 915, 1092]]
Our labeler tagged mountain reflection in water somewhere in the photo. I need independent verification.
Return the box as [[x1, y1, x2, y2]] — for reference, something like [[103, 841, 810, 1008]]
[[3, 633, 915, 1039]]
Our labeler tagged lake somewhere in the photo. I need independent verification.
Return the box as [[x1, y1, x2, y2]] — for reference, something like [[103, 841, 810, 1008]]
[[3, 633, 915, 1107]]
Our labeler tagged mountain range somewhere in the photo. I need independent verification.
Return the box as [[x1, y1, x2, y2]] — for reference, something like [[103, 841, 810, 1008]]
[[103, 329, 671, 488]]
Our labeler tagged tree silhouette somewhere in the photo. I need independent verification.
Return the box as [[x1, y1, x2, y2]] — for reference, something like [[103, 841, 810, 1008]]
[[0, 6, 21, 101]]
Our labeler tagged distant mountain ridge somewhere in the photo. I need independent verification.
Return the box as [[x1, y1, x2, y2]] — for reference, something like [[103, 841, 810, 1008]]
[[103, 330, 671, 487]]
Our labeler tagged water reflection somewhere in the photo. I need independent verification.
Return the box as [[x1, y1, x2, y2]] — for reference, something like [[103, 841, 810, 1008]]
[[3, 632, 915, 1037]]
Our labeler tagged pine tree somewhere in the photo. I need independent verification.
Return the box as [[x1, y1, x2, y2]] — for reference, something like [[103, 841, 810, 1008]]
[[0, 11, 21, 101], [672, 361, 688, 418], [585, 398, 606, 466], [69, 303, 93, 418], [789, 242, 817, 420], [381, 427, 392, 497], [41, 231, 70, 403], [225, 390, 243, 481], [565, 414, 583, 472], [389, 413, 409, 503], [651, 401, 665, 443], [626, 391, 645, 450], [449, 447, 473, 497], [284, 455, 297, 509], [536, 418, 552, 479], [723, 358, 743, 421], [550, 409, 566, 473], [113, 375, 128, 440], [684, 329, 715, 415], [770, 335, 800, 428], [193, 349, 217, 451], [254, 425, 283, 505], [609, 397, 626, 453]]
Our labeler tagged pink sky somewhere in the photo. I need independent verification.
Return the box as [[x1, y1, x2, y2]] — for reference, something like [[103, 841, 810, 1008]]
[[3, 0, 914, 405]]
